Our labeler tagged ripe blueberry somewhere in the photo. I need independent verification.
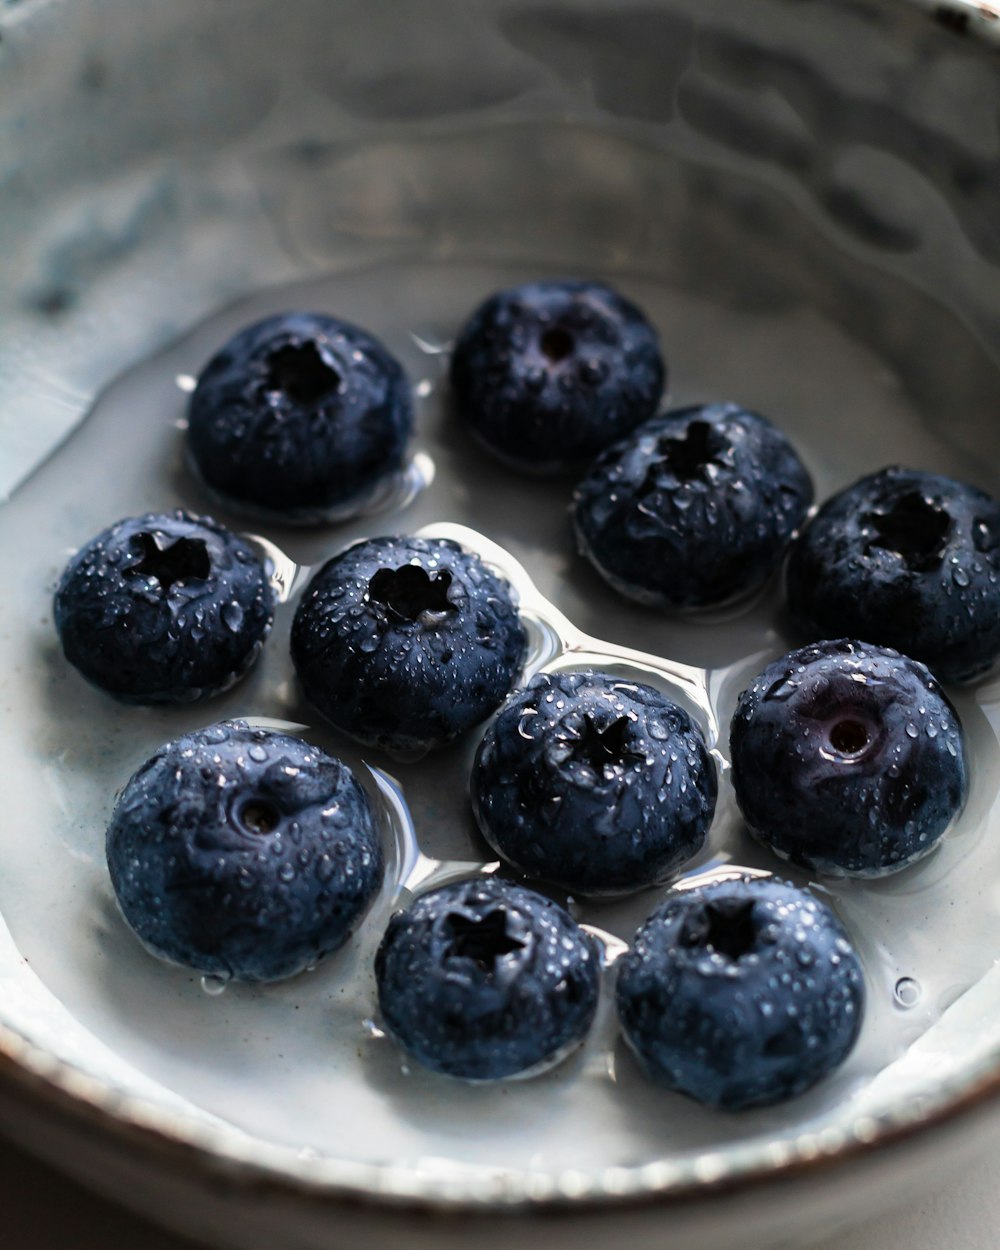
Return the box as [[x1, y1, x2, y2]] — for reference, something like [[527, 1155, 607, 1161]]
[[450, 280, 665, 472], [106, 721, 384, 982], [374, 877, 600, 1079], [54, 510, 275, 704], [573, 403, 813, 609], [729, 639, 967, 877], [472, 670, 717, 895], [290, 535, 527, 753], [786, 466, 1000, 683], [187, 312, 413, 522], [616, 874, 865, 1110]]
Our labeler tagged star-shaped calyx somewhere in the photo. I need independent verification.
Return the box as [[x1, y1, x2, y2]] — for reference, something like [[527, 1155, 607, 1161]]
[[443, 908, 525, 973], [128, 532, 211, 592], [368, 565, 456, 623]]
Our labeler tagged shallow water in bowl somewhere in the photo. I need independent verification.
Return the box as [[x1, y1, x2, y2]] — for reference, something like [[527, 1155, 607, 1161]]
[[1, 256, 1000, 1176]]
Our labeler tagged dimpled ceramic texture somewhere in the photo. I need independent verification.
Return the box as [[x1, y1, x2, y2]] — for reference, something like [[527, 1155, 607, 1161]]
[[2, 4, 1000, 1250]]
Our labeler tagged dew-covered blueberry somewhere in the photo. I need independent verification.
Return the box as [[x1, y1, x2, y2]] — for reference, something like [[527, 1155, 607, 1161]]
[[54, 511, 275, 704], [786, 466, 1000, 683], [450, 280, 665, 472], [374, 877, 600, 1079], [573, 403, 813, 609], [187, 312, 413, 522], [616, 874, 865, 1110], [291, 535, 527, 753], [730, 640, 967, 877], [472, 670, 716, 895], [106, 721, 383, 982]]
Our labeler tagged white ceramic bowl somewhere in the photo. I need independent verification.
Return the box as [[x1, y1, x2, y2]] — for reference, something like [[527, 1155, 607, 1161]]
[[1, 3, 1000, 1248]]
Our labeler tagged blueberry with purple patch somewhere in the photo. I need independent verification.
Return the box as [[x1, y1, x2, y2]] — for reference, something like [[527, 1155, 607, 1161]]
[[616, 874, 865, 1110], [729, 639, 967, 877], [187, 312, 413, 522], [472, 670, 716, 895], [450, 280, 665, 472], [54, 510, 274, 703], [106, 721, 383, 982], [786, 466, 1000, 683], [290, 535, 527, 753], [573, 403, 813, 610], [375, 877, 600, 1079]]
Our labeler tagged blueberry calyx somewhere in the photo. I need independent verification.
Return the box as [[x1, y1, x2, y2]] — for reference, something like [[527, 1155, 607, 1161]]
[[443, 908, 525, 972], [867, 490, 951, 572], [127, 532, 211, 592], [651, 420, 731, 484], [539, 326, 574, 363], [232, 795, 282, 836], [572, 714, 643, 776], [681, 898, 759, 961], [367, 565, 456, 623], [826, 716, 874, 758], [264, 340, 343, 405]]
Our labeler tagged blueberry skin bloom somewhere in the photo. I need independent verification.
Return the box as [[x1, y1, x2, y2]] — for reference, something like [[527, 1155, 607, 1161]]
[[472, 670, 717, 896], [616, 875, 865, 1110], [187, 312, 413, 521], [450, 280, 665, 472], [106, 721, 383, 982], [730, 639, 967, 878], [375, 877, 600, 1079], [573, 403, 813, 609], [786, 466, 1000, 684], [291, 536, 527, 753], [54, 511, 275, 704]]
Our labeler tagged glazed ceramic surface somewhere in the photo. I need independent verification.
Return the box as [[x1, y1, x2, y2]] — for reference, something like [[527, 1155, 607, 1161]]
[[1, 3, 1000, 1249]]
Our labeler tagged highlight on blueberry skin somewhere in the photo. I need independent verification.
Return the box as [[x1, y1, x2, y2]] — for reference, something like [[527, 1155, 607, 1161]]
[[729, 639, 967, 878], [53, 510, 275, 704], [615, 874, 865, 1111], [106, 721, 384, 982], [374, 877, 601, 1080], [187, 311, 413, 522], [450, 280, 665, 473], [290, 534, 528, 754], [573, 403, 813, 610], [786, 466, 1000, 683], [472, 670, 717, 896]]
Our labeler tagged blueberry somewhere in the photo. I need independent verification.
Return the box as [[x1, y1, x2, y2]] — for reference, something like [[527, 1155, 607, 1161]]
[[450, 280, 665, 472], [106, 721, 384, 982], [786, 466, 1000, 684], [53, 511, 275, 704], [615, 875, 865, 1110], [573, 403, 813, 609], [374, 877, 600, 1079], [472, 670, 717, 895], [187, 312, 413, 522], [730, 639, 967, 877], [290, 535, 527, 753]]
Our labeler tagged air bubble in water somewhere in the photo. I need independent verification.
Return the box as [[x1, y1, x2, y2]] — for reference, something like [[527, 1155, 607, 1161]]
[[894, 977, 920, 1008]]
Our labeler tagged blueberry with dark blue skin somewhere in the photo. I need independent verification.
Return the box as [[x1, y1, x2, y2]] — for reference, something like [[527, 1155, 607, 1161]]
[[54, 510, 275, 704], [450, 280, 665, 472], [374, 877, 600, 1080], [730, 639, 967, 877], [786, 466, 1000, 684], [106, 721, 384, 982], [573, 403, 813, 609], [472, 670, 717, 896], [616, 875, 865, 1110], [291, 535, 528, 753], [187, 312, 413, 522]]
